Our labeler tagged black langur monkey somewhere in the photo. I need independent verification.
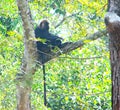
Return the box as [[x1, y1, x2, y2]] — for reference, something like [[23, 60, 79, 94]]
[[35, 21, 72, 106], [35, 20, 64, 106], [35, 20, 63, 53]]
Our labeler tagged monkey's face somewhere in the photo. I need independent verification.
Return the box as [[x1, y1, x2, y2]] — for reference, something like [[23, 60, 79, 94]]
[[39, 20, 49, 31]]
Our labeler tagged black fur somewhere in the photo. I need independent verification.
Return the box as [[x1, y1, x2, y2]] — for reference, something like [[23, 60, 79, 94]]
[[35, 20, 63, 53]]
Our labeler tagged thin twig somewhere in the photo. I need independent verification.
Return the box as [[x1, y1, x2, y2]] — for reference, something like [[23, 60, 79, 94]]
[[55, 12, 81, 28]]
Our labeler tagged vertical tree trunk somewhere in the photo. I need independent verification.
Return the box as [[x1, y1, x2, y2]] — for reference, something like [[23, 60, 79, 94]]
[[16, 0, 37, 110], [105, 0, 120, 109]]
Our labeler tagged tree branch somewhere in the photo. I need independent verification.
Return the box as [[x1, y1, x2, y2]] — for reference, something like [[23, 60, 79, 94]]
[[38, 29, 107, 64], [55, 12, 80, 28]]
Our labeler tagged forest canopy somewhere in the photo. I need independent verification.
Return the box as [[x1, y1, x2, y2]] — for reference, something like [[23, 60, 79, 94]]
[[0, 0, 111, 110]]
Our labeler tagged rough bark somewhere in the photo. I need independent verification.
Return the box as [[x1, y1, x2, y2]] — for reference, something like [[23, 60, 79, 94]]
[[105, 0, 120, 109], [16, 0, 37, 110]]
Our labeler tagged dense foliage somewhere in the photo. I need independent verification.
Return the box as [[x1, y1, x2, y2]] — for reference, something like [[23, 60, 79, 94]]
[[0, 0, 111, 109]]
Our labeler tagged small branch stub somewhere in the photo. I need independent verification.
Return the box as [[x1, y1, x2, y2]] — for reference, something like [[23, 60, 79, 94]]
[[105, 12, 120, 33]]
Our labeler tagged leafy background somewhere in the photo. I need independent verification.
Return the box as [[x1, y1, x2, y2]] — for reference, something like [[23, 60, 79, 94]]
[[0, 0, 111, 110]]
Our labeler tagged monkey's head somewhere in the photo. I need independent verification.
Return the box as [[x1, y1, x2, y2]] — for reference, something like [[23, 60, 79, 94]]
[[39, 20, 49, 31]]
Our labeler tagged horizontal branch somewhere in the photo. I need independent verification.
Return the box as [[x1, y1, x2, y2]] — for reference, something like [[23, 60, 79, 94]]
[[37, 29, 107, 64]]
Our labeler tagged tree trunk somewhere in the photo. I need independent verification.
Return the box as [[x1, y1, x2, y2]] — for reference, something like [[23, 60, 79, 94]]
[[105, 0, 120, 109], [16, 0, 37, 110]]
